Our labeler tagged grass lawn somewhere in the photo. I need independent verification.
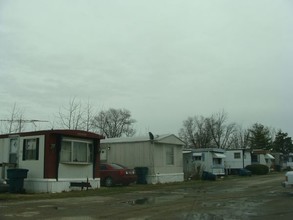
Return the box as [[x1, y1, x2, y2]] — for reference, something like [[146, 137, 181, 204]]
[[1, 172, 279, 202], [0, 178, 223, 202]]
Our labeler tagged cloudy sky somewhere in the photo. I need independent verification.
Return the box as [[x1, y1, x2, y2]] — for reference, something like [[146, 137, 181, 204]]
[[0, 0, 292, 136]]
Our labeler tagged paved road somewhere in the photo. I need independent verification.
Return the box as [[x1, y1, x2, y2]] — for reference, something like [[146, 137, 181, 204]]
[[0, 172, 292, 219]]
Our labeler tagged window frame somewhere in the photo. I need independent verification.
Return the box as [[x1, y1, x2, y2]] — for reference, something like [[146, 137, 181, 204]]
[[22, 138, 39, 161], [193, 156, 202, 161], [9, 138, 19, 163], [213, 158, 222, 165], [60, 138, 93, 164], [234, 152, 241, 159], [166, 146, 174, 165]]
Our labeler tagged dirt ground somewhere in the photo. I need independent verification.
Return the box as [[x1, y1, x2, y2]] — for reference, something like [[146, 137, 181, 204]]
[[0, 172, 292, 220]]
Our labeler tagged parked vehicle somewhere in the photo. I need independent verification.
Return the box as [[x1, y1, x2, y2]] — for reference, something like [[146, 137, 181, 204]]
[[282, 171, 293, 188], [100, 163, 137, 187], [239, 168, 252, 176]]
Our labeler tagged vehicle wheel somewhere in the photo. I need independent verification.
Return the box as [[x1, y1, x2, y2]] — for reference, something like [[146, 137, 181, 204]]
[[105, 177, 113, 187]]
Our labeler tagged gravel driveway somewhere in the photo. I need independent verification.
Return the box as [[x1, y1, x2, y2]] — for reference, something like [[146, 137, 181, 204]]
[[0, 172, 292, 220]]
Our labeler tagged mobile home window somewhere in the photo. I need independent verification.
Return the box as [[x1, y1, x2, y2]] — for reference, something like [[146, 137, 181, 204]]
[[213, 158, 222, 165], [23, 138, 39, 160], [194, 156, 202, 161], [234, 152, 241, 159], [60, 139, 93, 163], [9, 138, 18, 163], [166, 146, 174, 165], [193, 153, 202, 161]]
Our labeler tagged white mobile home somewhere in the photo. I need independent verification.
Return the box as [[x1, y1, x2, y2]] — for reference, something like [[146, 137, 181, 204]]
[[225, 149, 251, 174], [251, 149, 275, 170], [101, 133, 185, 184], [270, 152, 285, 171], [183, 148, 226, 177], [285, 153, 293, 169], [0, 130, 104, 193]]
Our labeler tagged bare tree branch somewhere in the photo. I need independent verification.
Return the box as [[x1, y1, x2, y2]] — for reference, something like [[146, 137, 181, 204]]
[[57, 97, 95, 131], [92, 108, 136, 138]]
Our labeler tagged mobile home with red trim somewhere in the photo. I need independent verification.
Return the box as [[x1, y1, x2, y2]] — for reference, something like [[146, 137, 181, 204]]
[[0, 130, 104, 193]]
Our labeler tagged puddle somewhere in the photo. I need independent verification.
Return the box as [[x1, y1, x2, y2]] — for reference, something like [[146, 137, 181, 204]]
[[38, 205, 56, 208], [49, 217, 95, 220], [182, 212, 224, 220], [132, 198, 150, 205], [123, 194, 184, 205], [16, 211, 40, 217]]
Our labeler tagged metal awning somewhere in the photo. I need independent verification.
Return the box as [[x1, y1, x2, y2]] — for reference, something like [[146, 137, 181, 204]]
[[193, 153, 202, 156], [183, 150, 192, 154], [213, 153, 226, 158], [265, 154, 275, 159]]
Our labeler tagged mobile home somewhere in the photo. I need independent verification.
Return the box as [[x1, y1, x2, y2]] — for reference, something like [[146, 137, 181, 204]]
[[225, 149, 251, 174], [183, 148, 226, 177], [101, 133, 185, 184], [0, 130, 103, 193]]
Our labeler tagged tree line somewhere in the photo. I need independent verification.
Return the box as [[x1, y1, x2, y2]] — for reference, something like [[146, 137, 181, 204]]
[[0, 99, 136, 138], [1, 101, 292, 155], [179, 110, 293, 155]]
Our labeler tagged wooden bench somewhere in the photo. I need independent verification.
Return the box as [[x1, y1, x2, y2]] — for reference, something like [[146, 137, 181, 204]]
[[70, 181, 92, 190]]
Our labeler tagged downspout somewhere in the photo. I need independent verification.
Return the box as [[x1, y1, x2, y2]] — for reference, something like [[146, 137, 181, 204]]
[[93, 138, 98, 179], [149, 132, 155, 183], [242, 149, 245, 168], [55, 134, 62, 181], [150, 140, 155, 184]]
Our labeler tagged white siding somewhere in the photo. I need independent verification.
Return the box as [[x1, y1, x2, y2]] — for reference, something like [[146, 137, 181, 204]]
[[225, 150, 243, 169], [0, 138, 10, 179], [0, 138, 10, 163], [58, 163, 93, 179], [154, 144, 183, 174], [103, 142, 153, 169], [18, 135, 45, 179], [192, 151, 225, 175], [101, 135, 185, 184], [24, 178, 100, 193], [243, 152, 251, 167]]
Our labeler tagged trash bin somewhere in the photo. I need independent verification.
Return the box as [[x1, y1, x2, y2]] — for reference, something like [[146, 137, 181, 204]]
[[7, 169, 28, 193], [135, 167, 148, 184], [201, 171, 216, 181]]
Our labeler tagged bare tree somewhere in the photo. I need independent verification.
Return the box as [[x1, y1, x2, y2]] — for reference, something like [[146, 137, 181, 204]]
[[229, 125, 250, 149], [0, 103, 25, 134], [206, 110, 236, 149], [180, 111, 236, 149], [84, 100, 95, 131], [194, 116, 213, 148], [92, 108, 136, 138], [179, 116, 212, 148], [57, 97, 95, 131]]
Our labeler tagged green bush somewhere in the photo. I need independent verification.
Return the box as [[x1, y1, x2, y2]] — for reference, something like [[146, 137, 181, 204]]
[[245, 164, 269, 175]]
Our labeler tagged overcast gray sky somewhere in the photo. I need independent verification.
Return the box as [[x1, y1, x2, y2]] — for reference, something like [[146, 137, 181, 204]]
[[0, 0, 292, 136]]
